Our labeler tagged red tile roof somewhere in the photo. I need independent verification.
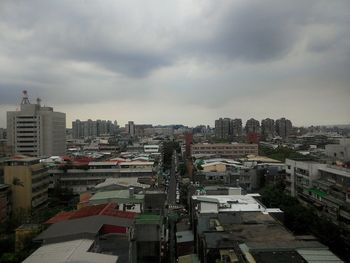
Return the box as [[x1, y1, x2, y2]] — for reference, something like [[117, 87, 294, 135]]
[[45, 211, 76, 224], [45, 203, 136, 224]]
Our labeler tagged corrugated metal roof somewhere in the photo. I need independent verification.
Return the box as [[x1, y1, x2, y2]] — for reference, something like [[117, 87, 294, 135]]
[[297, 249, 343, 262], [89, 190, 144, 204], [45, 203, 136, 224], [36, 215, 134, 243], [23, 239, 118, 263]]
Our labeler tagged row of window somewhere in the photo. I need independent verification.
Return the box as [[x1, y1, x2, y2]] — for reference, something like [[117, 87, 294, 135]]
[[193, 146, 257, 150], [193, 150, 257, 154]]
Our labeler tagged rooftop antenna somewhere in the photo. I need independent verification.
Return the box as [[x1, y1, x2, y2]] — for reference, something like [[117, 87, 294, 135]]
[[21, 90, 31, 105], [36, 97, 41, 106]]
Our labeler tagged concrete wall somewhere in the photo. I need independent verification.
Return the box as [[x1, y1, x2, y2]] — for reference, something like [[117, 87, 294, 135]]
[[7, 104, 66, 157], [4, 165, 32, 212], [202, 163, 227, 173]]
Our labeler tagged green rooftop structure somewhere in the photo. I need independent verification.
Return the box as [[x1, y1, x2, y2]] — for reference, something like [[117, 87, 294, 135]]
[[135, 214, 162, 225]]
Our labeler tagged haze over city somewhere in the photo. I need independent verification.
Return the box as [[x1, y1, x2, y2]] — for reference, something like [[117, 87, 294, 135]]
[[0, 0, 350, 127]]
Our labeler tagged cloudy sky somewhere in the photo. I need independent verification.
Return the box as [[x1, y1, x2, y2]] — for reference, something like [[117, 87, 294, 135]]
[[0, 0, 349, 128]]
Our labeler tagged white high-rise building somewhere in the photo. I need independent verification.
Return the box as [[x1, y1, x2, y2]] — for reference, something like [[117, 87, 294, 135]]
[[6, 91, 66, 157]]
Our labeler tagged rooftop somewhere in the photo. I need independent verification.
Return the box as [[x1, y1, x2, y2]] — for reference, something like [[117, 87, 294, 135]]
[[204, 158, 241, 164], [89, 190, 144, 205], [94, 177, 149, 189], [251, 250, 307, 263], [296, 248, 344, 263], [176, 230, 194, 243], [45, 203, 136, 224], [178, 254, 200, 263], [193, 194, 282, 213], [36, 215, 134, 243], [240, 155, 281, 163], [120, 161, 154, 166], [23, 239, 118, 263], [201, 162, 242, 168], [135, 214, 162, 224]]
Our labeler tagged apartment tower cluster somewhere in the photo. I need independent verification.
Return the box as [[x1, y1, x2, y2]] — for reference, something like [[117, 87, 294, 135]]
[[215, 117, 293, 141]]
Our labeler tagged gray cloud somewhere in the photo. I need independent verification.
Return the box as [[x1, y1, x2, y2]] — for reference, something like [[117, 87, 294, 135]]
[[0, 0, 349, 126]]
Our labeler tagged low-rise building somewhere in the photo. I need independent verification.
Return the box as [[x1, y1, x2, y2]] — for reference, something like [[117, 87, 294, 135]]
[[285, 159, 326, 197], [4, 157, 49, 213], [310, 165, 350, 229], [49, 161, 154, 193], [191, 192, 342, 263], [285, 159, 350, 244], [191, 143, 258, 159], [325, 138, 350, 162], [130, 214, 165, 263], [25, 208, 136, 263]]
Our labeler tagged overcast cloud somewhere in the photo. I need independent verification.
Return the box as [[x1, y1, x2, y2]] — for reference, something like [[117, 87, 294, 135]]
[[0, 0, 349, 127]]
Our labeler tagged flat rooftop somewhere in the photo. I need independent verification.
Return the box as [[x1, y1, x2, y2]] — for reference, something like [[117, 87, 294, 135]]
[[193, 194, 282, 213]]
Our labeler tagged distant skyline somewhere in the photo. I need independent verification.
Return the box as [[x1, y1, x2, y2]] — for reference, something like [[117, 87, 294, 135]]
[[1, 1, 350, 128]]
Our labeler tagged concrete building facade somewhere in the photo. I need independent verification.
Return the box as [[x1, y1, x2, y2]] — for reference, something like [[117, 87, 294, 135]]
[[215, 118, 242, 141], [215, 118, 231, 140], [245, 118, 260, 134], [7, 91, 66, 157], [191, 143, 258, 159], [325, 138, 350, 162], [0, 184, 11, 223], [4, 157, 49, 213], [231, 118, 243, 138], [285, 159, 326, 197], [72, 119, 117, 139], [126, 121, 136, 137], [275, 118, 293, 139], [261, 118, 275, 141]]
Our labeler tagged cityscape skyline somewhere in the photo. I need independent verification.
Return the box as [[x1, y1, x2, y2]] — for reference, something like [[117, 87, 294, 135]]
[[1, 98, 350, 129], [0, 1, 350, 128]]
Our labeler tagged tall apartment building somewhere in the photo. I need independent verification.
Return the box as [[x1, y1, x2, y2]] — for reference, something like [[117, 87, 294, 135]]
[[261, 118, 275, 141], [245, 118, 260, 134], [4, 157, 49, 213], [0, 128, 6, 139], [72, 119, 117, 139], [7, 91, 66, 157], [231, 118, 242, 138], [215, 118, 242, 141], [215, 118, 231, 140], [275, 118, 293, 139], [191, 143, 258, 159], [126, 121, 135, 137]]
